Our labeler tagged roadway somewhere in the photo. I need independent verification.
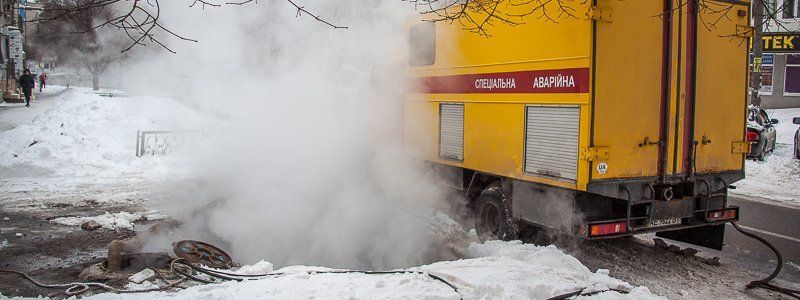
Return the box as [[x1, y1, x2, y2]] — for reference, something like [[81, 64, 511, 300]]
[[726, 195, 800, 266]]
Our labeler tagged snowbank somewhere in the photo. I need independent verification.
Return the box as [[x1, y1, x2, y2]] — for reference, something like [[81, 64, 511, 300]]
[[49, 211, 166, 230], [0, 87, 210, 179], [768, 108, 800, 145], [734, 108, 800, 207], [419, 241, 657, 299], [85, 241, 660, 300]]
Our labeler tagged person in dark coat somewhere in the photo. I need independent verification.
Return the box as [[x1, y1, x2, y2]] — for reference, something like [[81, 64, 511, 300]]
[[19, 69, 35, 107]]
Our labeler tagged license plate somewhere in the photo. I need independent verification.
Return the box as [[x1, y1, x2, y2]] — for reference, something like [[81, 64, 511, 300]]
[[650, 218, 681, 227]]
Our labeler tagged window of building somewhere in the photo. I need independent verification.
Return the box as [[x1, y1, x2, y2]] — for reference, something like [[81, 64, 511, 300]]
[[781, 0, 800, 18], [769, 0, 779, 18], [784, 54, 800, 95], [409, 22, 436, 67]]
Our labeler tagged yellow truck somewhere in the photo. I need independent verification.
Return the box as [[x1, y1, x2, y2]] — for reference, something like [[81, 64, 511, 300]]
[[405, 0, 751, 249]]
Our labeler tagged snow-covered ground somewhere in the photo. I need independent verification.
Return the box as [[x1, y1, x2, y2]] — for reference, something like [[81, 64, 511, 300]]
[[82, 241, 658, 300], [3, 89, 798, 299], [0, 87, 661, 299], [0, 86, 69, 132], [0, 86, 207, 179], [733, 108, 800, 208], [50, 211, 167, 230]]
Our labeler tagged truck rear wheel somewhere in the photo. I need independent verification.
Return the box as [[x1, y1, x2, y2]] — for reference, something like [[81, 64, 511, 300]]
[[474, 186, 518, 241]]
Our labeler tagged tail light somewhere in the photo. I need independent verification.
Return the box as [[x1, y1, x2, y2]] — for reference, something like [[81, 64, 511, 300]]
[[746, 131, 759, 141], [589, 222, 628, 237], [707, 208, 738, 222]]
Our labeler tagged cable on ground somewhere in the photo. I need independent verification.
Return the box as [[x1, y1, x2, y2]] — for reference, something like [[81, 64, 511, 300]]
[[731, 222, 800, 299], [545, 287, 630, 300], [0, 258, 462, 299], [0, 268, 184, 296], [169, 258, 462, 298]]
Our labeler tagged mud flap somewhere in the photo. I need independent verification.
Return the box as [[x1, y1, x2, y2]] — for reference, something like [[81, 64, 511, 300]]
[[656, 224, 726, 250]]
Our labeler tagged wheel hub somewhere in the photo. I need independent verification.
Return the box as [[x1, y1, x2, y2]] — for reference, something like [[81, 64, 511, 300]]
[[481, 203, 501, 237]]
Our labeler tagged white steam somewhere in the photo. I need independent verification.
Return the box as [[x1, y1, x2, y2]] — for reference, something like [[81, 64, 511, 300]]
[[122, 2, 463, 269]]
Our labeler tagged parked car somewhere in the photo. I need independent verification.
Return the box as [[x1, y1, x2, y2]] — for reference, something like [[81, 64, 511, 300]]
[[747, 106, 778, 161], [794, 117, 800, 159]]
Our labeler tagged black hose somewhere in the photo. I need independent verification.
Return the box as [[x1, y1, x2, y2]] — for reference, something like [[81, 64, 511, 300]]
[[548, 220, 800, 300], [0, 267, 185, 296], [1, 258, 461, 298], [171, 258, 462, 298], [731, 222, 800, 299], [546, 289, 582, 300], [545, 287, 630, 300]]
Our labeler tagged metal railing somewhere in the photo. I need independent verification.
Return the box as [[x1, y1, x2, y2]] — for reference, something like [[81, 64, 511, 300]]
[[135, 130, 205, 157]]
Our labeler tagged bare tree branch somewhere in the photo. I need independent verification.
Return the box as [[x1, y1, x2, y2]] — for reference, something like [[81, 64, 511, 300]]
[[28, 0, 347, 54], [404, 0, 589, 37]]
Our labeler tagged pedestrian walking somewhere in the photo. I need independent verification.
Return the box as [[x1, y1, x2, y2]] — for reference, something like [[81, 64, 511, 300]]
[[38, 72, 47, 92], [19, 69, 35, 107]]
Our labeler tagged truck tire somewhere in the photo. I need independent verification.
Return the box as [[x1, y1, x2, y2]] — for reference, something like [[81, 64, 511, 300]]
[[474, 186, 519, 241]]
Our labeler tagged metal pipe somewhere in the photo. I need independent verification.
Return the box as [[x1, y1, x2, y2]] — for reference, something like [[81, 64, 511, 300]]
[[106, 240, 127, 272], [106, 238, 141, 272]]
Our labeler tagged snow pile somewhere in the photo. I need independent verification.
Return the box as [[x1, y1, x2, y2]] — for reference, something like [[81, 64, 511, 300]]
[[769, 108, 800, 145], [111, 269, 457, 300], [86, 241, 660, 299], [420, 241, 657, 299], [233, 260, 275, 275], [734, 108, 800, 207], [735, 144, 800, 206], [49, 211, 163, 230], [0, 87, 211, 179]]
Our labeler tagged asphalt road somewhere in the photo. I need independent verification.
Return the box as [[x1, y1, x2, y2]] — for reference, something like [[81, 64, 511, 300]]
[[726, 195, 800, 264]]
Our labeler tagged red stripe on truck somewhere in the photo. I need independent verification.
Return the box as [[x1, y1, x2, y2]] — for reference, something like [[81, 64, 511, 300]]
[[683, 0, 698, 174], [408, 67, 590, 94]]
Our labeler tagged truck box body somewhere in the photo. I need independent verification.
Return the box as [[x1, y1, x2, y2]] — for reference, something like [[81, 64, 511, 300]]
[[405, 0, 750, 245]]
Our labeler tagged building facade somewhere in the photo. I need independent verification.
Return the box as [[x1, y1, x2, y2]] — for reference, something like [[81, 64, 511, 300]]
[[758, 0, 800, 108]]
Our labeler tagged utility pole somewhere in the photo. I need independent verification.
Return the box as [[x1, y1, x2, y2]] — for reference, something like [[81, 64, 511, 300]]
[[751, 0, 765, 107]]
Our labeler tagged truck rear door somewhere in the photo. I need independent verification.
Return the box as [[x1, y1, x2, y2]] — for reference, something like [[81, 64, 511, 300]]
[[592, 0, 749, 183], [690, 1, 749, 174], [592, 0, 665, 180]]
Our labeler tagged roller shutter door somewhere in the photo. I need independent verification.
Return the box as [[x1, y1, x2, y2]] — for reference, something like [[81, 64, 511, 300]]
[[440, 103, 464, 161], [525, 105, 580, 181]]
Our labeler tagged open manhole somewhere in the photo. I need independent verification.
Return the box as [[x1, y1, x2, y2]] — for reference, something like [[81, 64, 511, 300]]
[[101, 253, 172, 273]]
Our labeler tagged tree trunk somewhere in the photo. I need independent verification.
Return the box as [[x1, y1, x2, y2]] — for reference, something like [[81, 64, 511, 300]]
[[751, 0, 765, 107], [92, 72, 100, 91]]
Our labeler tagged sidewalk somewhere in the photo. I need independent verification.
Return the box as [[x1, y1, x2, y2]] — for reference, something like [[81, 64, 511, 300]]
[[0, 85, 70, 132]]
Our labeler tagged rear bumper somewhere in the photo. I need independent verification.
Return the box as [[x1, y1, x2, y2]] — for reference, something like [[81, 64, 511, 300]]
[[583, 205, 739, 239], [585, 170, 744, 202], [509, 173, 742, 249], [582, 173, 741, 243]]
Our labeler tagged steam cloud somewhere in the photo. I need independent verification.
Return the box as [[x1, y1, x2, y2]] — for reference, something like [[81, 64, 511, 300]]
[[120, 1, 463, 269]]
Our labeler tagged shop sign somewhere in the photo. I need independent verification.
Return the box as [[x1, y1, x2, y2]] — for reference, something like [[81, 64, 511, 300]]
[[762, 34, 800, 52]]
